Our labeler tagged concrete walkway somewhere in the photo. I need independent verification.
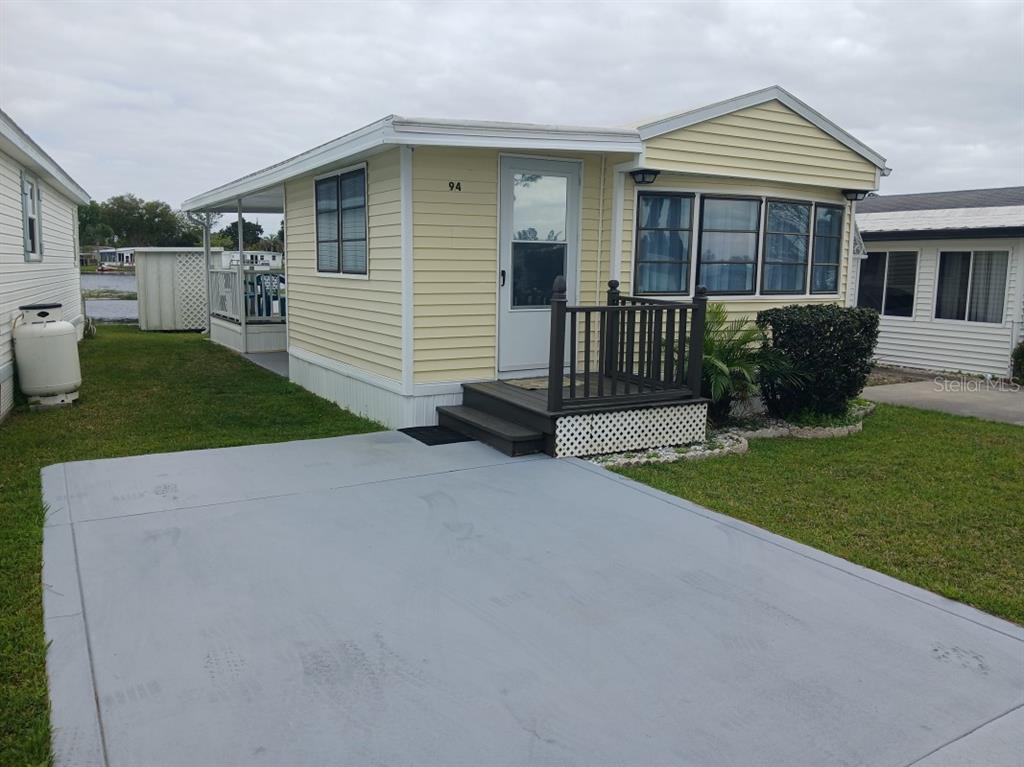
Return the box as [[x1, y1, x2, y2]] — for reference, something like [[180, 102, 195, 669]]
[[242, 351, 288, 378], [863, 379, 1024, 425], [42, 432, 1024, 766]]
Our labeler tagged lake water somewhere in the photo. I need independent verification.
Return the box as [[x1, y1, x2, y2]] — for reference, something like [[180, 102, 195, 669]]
[[83, 273, 139, 321], [81, 273, 137, 292]]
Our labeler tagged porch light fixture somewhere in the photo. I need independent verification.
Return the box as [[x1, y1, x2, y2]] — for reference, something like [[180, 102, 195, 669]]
[[630, 169, 661, 185], [842, 189, 870, 201]]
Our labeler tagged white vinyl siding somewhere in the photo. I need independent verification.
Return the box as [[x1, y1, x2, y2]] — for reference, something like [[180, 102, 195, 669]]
[[1, 149, 83, 420], [849, 237, 1023, 377]]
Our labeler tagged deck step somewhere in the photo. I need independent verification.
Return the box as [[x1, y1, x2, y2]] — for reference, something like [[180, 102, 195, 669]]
[[436, 405, 546, 457]]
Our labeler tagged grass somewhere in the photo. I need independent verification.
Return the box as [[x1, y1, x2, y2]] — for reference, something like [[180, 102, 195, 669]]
[[80, 288, 137, 300], [0, 326, 380, 765], [616, 405, 1024, 625]]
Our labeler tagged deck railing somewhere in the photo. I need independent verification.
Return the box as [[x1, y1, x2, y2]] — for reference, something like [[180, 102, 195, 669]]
[[547, 277, 707, 411], [209, 266, 286, 324]]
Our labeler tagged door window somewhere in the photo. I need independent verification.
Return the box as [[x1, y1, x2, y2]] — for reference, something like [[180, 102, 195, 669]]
[[511, 173, 568, 308]]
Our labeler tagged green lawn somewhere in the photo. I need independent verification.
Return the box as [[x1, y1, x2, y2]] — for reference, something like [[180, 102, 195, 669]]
[[617, 405, 1024, 625], [0, 326, 380, 766]]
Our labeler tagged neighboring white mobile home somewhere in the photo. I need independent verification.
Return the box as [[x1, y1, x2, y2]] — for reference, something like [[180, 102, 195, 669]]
[[0, 109, 90, 421], [853, 187, 1023, 377], [184, 86, 888, 455]]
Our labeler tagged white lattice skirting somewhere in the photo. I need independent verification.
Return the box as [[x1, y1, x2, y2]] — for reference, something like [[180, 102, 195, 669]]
[[175, 254, 208, 330], [554, 402, 708, 457]]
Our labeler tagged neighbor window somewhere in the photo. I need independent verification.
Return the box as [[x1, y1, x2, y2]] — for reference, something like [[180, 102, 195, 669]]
[[315, 167, 367, 275], [811, 204, 843, 293], [856, 251, 918, 317], [22, 173, 42, 262], [635, 193, 693, 294], [697, 197, 761, 294], [935, 250, 1009, 323], [761, 201, 811, 294]]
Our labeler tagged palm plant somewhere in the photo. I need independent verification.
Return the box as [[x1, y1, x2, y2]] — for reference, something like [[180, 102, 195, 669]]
[[692, 303, 801, 424]]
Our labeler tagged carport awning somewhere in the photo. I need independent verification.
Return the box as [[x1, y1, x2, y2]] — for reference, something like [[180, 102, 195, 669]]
[[184, 184, 284, 214]]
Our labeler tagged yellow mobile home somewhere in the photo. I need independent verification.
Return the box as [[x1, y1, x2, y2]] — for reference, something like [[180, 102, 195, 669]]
[[183, 86, 888, 456]]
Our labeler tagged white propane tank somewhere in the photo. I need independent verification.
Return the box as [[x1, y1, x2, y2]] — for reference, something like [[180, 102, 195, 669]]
[[12, 303, 82, 407]]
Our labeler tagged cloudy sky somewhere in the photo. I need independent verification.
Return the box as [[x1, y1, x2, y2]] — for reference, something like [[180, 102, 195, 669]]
[[2, 0, 1022, 229]]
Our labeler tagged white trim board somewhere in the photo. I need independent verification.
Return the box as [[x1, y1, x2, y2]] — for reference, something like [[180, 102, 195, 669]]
[[183, 86, 888, 215]]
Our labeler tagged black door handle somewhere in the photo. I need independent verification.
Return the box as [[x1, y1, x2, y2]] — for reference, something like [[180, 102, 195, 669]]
[[500, 269, 506, 287]]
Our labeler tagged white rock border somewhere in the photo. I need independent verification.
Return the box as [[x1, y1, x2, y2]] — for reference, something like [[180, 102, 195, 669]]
[[588, 402, 875, 468]]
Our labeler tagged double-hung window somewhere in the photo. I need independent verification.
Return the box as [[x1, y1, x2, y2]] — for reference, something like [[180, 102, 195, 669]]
[[856, 251, 918, 317], [811, 204, 843, 293], [935, 250, 1009, 323], [697, 197, 761, 294], [22, 173, 42, 262], [315, 167, 367, 275], [635, 193, 693, 294], [761, 201, 811, 294]]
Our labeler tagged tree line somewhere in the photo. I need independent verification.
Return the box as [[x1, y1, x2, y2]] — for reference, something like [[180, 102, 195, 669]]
[[78, 194, 284, 252]]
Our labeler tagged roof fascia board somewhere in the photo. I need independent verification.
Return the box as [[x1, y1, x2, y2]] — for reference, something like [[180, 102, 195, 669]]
[[0, 109, 91, 204], [184, 117, 643, 211], [861, 227, 1024, 241], [636, 86, 889, 172], [182, 118, 395, 211]]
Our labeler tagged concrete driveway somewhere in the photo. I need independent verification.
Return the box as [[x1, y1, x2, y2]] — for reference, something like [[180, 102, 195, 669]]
[[863, 379, 1024, 425], [43, 432, 1024, 766]]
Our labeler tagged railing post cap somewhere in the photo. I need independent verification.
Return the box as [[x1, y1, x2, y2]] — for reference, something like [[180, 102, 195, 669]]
[[552, 275, 567, 296], [695, 285, 709, 299], [607, 279, 620, 290]]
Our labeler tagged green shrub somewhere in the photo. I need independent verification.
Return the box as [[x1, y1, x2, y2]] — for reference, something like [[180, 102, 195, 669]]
[[1012, 341, 1024, 383], [756, 304, 879, 418], [690, 303, 803, 424]]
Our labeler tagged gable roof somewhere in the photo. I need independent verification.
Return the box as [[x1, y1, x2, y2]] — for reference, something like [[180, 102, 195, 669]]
[[634, 86, 889, 173], [0, 109, 90, 205], [857, 186, 1024, 214], [182, 86, 888, 213]]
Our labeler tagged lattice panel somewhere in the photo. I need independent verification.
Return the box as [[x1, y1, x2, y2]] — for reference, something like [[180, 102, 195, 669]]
[[554, 402, 708, 457], [176, 253, 208, 330]]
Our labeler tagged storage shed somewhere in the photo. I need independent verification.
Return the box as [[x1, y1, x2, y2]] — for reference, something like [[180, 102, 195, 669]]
[[135, 247, 221, 331]]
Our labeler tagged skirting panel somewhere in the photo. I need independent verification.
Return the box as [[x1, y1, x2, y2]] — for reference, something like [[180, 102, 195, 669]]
[[554, 402, 708, 457], [1, 364, 13, 422], [289, 352, 461, 429]]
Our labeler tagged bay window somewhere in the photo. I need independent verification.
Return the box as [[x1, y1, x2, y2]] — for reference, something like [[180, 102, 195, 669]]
[[856, 251, 918, 317], [697, 197, 760, 295], [935, 250, 1008, 323], [315, 167, 367, 275], [635, 193, 692, 294]]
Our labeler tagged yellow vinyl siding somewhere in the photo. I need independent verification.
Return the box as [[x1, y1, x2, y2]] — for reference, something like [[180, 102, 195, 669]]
[[412, 147, 498, 383], [411, 147, 618, 383], [643, 100, 877, 190], [284, 147, 403, 380], [620, 172, 852, 317]]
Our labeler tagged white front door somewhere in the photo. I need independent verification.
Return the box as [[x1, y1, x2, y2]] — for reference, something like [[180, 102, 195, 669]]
[[498, 157, 581, 374]]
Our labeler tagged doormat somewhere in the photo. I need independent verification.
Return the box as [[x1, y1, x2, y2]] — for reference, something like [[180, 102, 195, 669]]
[[398, 426, 474, 446]]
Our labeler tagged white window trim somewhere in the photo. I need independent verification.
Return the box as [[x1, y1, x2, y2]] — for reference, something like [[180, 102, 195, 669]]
[[932, 249, 1010, 325], [313, 161, 369, 279], [630, 185, 847, 300], [858, 250, 921, 319], [23, 172, 43, 263]]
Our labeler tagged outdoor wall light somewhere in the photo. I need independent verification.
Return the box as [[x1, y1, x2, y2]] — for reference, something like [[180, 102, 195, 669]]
[[630, 169, 661, 185], [842, 189, 870, 201]]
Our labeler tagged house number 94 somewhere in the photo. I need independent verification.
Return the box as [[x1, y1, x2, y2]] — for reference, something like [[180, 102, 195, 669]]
[[448, 181, 462, 191]]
